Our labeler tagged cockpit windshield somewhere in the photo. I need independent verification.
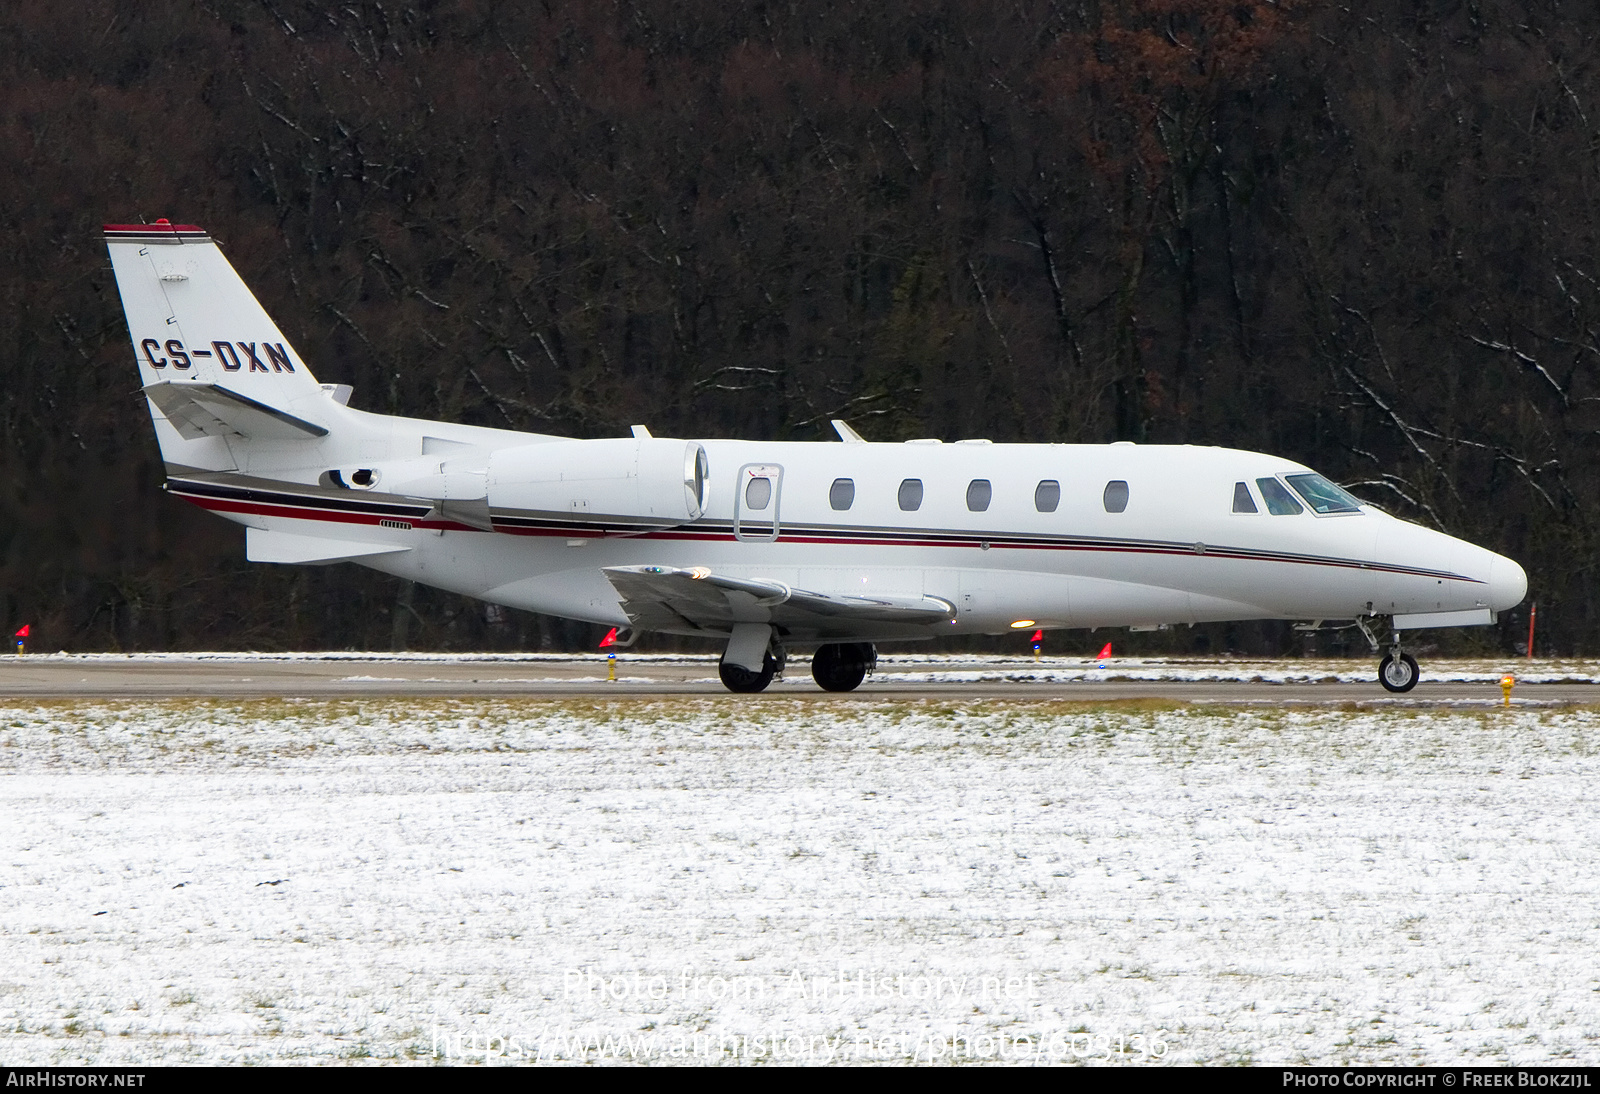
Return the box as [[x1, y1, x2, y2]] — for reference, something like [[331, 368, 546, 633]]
[[1255, 477, 1304, 515], [1284, 473, 1365, 515]]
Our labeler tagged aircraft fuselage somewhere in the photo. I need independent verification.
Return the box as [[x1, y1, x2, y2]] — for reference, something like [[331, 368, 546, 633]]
[[173, 435, 1522, 639]]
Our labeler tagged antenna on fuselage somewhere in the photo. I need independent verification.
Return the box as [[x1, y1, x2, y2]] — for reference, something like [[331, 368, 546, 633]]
[[831, 419, 867, 443]]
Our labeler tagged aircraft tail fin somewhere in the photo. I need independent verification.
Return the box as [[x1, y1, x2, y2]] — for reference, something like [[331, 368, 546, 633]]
[[104, 221, 342, 468]]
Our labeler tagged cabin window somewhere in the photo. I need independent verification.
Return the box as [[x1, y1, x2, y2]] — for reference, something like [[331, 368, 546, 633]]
[[1232, 482, 1258, 514], [966, 479, 992, 512], [1035, 480, 1061, 513], [1256, 477, 1304, 516], [1285, 473, 1363, 514], [898, 478, 924, 511], [745, 475, 773, 511], [829, 478, 855, 511], [1103, 480, 1129, 513]]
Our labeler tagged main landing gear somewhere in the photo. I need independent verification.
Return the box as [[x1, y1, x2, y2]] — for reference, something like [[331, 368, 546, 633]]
[[1357, 616, 1419, 693], [718, 623, 786, 693], [718, 650, 783, 693], [810, 643, 876, 693], [716, 628, 877, 694]]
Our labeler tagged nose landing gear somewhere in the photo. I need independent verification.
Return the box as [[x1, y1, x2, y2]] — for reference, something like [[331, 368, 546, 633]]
[[1378, 650, 1420, 693], [1358, 616, 1420, 693]]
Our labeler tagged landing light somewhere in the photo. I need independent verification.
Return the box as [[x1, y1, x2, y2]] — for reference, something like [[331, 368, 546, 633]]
[[1010, 619, 1036, 629]]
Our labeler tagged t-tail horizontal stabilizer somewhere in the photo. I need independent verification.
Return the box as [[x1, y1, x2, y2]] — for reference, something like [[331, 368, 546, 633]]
[[144, 381, 329, 441]]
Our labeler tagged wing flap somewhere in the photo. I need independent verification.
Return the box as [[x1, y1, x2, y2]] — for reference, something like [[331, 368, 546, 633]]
[[603, 565, 955, 638]]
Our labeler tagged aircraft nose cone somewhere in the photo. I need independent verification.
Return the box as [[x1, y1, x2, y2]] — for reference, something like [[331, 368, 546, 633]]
[[1489, 554, 1528, 613]]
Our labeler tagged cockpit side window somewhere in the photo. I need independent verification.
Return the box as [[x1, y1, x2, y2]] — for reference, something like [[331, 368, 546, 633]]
[[1255, 477, 1304, 516], [1232, 482, 1258, 514], [1285, 473, 1364, 515]]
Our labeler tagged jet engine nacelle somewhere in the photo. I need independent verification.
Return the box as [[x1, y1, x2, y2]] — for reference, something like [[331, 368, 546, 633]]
[[487, 437, 708, 525], [327, 436, 708, 528]]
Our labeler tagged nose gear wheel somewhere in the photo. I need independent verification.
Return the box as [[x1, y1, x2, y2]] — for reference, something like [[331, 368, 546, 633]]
[[1378, 652, 1419, 693]]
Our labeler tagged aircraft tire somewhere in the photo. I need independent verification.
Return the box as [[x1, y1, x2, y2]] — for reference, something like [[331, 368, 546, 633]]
[[811, 643, 872, 692], [719, 654, 777, 693], [1378, 652, 1419, 693]]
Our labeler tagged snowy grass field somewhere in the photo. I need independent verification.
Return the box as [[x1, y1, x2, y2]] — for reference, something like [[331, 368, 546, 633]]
[[2, 696, 1598, 1066]]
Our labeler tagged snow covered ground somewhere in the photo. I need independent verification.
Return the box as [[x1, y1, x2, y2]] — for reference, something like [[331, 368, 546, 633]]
[[2, 697, 1598, 1066]]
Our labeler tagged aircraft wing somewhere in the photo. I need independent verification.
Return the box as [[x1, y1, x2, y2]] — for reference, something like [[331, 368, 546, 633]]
[[602, 565, 956, 638]]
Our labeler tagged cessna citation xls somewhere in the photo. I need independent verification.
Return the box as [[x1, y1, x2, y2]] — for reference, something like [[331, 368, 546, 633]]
[[106, 221, 1527, 693]]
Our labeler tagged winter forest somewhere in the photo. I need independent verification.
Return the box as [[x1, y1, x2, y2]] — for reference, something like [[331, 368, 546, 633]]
[[2, 0, 1597, 654]]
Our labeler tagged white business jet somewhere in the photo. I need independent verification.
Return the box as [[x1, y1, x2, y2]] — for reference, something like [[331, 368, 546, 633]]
[[105, 221, 1527, 693]]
